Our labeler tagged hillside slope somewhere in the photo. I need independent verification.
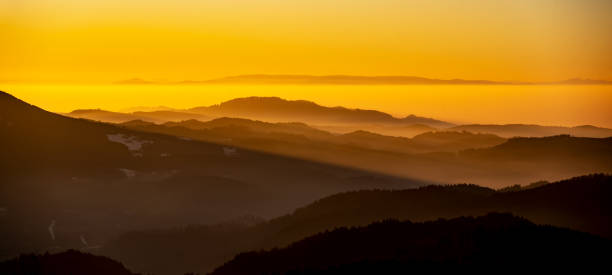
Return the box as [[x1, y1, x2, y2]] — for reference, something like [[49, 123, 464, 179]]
[[0, 91, 424, 259]]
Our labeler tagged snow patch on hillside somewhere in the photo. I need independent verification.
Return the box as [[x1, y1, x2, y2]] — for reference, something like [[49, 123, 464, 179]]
[[223, 147, 237, 157], [107, 133, 153, 152], [119, 168, 136, 178]]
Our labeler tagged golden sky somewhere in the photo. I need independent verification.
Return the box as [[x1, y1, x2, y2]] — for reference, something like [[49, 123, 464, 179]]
[[1, 0, 612, 83]]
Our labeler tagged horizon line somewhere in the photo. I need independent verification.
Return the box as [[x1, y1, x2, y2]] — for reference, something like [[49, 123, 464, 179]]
[[1, 74, 611, 86]]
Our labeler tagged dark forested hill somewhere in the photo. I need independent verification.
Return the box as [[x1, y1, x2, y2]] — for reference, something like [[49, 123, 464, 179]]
[[210, 213, 610, 275], [0, 250, 138, 275], [103, 174, 612, 275]]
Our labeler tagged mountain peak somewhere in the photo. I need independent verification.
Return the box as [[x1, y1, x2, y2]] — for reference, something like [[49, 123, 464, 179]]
[[186, 96, 454, 128]]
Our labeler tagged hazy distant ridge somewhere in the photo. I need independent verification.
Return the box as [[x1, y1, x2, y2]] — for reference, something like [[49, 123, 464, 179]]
[[189, 96, 454, 128], [114, 75, 612, 85], [67, 96, 455, 129]]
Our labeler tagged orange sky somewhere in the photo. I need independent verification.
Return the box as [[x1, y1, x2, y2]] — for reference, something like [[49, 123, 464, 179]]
[[1, 1, 611, 127], [1, 0, 611, 83], [3, 84, 612, 128]]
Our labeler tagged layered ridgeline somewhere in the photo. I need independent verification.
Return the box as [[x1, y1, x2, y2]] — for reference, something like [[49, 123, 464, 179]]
[[66, 96, 612, 138], [450, 123, 612, 138], [122, 117, 507, 154], [118, 117, 612, 186], [188, 97, 454, 128], [103, 175, 612, 275], [67, 109, 212, 124], [0, 91, 424, 259], [67, 96, 452, 136], [210, 213, 611, 275]]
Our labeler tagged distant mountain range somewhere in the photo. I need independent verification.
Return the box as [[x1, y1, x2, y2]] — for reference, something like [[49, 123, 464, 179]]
[[114, 75, 612, 85], [66, 97, 612, 138], [66, 96, 455, 132]]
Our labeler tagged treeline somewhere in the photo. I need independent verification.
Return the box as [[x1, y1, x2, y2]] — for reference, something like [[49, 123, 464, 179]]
[[102, 174, 612, 275], [210, 213, 611, 275]]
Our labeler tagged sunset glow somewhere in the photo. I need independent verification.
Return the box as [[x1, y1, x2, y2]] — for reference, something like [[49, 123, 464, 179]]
[[3, 83, 612, 128], [2, 0, 611, 83], [2, 2, 612, 273]]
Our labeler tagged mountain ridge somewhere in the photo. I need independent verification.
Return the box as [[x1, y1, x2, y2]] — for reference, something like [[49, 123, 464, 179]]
[[66, 96, 612, 138], [113, 74, 612, 85]]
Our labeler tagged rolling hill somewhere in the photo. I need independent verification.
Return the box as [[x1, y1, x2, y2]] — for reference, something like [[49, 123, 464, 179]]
[[210, 213, 610, 275], [103, 174, 612, 275]]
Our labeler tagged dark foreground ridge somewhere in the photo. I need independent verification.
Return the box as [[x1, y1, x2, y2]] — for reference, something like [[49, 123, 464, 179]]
[[210, 213, 611, 275], [103, 174, 612, 275], [0, 250, 139, 275]]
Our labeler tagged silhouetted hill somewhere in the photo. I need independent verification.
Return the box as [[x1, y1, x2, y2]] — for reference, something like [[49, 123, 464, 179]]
[[451, 123, 612, 138], [0, 91, 424, 259], [210, 213, 610, 275], [0, 250, 138, 275], [260, 174, 612, 243], [103, 174, 612, 275], [188, 97, 454, 128]]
